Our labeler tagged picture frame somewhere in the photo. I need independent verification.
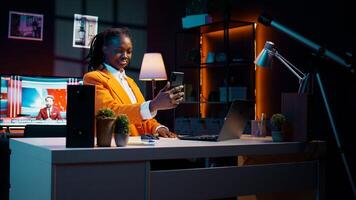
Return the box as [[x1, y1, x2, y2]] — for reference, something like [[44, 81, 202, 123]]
[[8, 11, 44, 41], [72, 14, 98, 48]]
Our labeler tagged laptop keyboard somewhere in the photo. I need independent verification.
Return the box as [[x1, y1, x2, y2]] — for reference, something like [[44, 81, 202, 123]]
[[177, 134, 219, 141]]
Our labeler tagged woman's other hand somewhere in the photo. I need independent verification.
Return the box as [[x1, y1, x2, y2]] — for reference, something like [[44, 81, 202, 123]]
[[156, 127, 176, 138]]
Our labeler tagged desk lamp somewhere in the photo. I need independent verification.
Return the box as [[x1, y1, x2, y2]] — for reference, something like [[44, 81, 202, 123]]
[[139, 53, 167, 98], [255, 41, 310, 94]]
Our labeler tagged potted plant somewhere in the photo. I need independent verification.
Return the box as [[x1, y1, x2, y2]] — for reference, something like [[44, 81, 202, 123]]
[[114, 114, 130, 147], [96, 108, 116, 147], [270, 113, 287, 142]]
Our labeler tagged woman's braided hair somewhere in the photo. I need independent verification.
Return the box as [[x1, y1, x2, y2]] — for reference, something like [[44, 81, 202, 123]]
[[87, 27, 132, 71]]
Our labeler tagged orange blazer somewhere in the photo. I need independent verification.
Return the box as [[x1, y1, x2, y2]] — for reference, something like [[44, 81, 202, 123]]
[[83, 68, 161, 136]]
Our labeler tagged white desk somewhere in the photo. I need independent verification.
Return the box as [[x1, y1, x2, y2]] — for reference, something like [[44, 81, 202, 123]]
[[10, 136, 325, 200]]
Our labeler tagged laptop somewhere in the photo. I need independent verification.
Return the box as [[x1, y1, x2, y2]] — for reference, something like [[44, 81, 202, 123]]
[[177, 100, 254, 141]]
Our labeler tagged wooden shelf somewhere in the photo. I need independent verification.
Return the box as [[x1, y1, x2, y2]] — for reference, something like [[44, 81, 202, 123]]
[[174, 18, 255, 119], [178, 61, 253, 69], [181, 100, 254, 104], [181, 101, 228, 104], [178, 20, 254, 34]]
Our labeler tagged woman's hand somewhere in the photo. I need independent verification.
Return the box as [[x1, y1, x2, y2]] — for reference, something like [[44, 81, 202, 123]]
[[156, 127, 176, 138], [149, 82, 184, 113]]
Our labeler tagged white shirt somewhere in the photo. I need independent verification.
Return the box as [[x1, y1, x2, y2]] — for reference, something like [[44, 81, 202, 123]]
[[104, 63, 168, 133], [47, 108, 51, 116]]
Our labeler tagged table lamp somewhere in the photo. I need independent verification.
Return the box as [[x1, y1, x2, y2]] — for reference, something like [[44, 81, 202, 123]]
[[254, 41, 310, 93], [139, 53, 167, 98]]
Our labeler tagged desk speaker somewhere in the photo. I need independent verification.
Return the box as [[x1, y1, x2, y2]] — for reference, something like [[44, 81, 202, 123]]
[[66, 85, 95, 148], [281, 93, 328, 142]]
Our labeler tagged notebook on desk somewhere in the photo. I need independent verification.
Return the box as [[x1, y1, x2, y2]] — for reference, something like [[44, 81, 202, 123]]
[[177, 100, 254, 141]]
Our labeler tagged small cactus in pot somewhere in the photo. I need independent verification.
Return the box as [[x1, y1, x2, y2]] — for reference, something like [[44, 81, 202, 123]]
[[270, 113, 287, 142], [114, 114, 130, 147]]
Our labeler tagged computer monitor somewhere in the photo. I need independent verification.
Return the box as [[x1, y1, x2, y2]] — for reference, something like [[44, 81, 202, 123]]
[[0, 74, 82, 126]]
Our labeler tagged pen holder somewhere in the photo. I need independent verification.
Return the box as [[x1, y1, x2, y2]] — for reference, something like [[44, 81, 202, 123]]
[[251, 120, 267, 137]]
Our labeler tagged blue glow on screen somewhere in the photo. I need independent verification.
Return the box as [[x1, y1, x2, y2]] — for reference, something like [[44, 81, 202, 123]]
[[21, 87, 41, 117]]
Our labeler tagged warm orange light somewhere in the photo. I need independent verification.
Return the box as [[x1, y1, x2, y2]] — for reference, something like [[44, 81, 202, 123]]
[[200, 25, 256, 118], [200, 29, 220, 118], [255, 23, 273, 119]]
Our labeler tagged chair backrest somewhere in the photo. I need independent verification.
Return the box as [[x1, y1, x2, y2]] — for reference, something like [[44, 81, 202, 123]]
[[174, 118, 193, 135], [24, 125, 66, 138]]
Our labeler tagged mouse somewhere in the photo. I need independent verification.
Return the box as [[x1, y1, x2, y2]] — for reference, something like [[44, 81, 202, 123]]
[[141, 134, 159, 140]]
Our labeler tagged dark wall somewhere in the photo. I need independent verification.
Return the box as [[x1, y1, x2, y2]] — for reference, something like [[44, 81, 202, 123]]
[[147, 0, 354, 199], [147, 0, 186, 129], [0, 0, 148, 80], [0, 0, 55, 76]]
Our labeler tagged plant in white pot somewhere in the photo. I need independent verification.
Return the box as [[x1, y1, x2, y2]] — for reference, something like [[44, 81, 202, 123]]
[[270, 113, 287, 142], [114, 114, 130, 147], [96, 108, 116, 147]]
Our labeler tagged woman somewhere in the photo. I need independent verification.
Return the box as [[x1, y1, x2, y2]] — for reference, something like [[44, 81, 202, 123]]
[[84, 27, 184, 137]]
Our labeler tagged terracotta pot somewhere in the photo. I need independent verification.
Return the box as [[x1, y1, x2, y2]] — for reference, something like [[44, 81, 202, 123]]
[[114, 134, 129, 147], [96, 117, 115, 147]]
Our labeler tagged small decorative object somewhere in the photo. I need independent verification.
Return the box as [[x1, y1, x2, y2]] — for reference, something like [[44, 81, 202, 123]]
[[270, 113, 287, 142], [114, 114, 130, 147], [96, 108, 116, 147], [8, 11, 44, 41], [182, 14, 212, 29], [215, 52, 227, 63], [206, 52, 215, 63], [182, 0, 212, 29]]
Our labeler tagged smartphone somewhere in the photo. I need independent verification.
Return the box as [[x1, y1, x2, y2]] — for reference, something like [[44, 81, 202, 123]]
[[170, 71, 184, 88]]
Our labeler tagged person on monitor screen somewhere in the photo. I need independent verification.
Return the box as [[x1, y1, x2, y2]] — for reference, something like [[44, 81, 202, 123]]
[[84, 27, 184, 137], [36, 95, 63, 120]]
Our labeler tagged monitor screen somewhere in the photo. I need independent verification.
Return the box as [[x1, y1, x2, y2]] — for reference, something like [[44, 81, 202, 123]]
[[0, 75, 82, 126]]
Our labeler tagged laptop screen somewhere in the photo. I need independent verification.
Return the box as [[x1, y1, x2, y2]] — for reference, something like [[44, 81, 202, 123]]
[[217, 100, 255, 141]]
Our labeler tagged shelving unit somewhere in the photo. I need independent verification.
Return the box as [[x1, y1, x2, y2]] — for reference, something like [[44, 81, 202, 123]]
[[173, 19, 256, 132]]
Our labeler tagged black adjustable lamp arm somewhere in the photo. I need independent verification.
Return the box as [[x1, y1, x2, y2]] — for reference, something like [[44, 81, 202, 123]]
[[273, 51, 305, 82], [273, 51, 310, 93]]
